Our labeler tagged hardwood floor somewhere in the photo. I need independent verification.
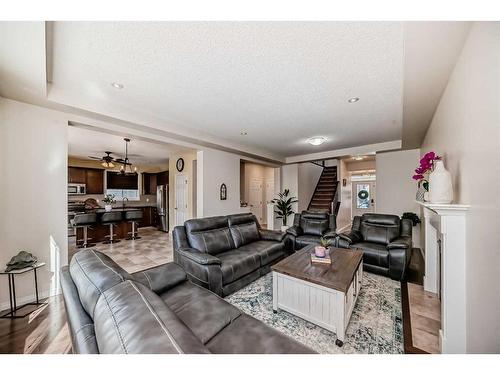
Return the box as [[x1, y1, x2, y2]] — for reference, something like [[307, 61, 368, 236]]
[[0, 295, 71, 354], [402, 248, 441, 354]]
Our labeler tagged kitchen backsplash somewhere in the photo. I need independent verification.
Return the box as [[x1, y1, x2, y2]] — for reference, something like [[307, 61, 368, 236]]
[[69, 194, 157, 207]]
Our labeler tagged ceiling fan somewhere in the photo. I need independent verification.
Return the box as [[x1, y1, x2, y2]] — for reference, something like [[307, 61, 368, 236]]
[[88, 151, 117, 168]]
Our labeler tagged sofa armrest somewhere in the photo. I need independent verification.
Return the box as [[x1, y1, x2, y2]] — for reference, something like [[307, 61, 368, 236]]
[[337, 230, 362, 244], [387, 236, 412, 250], [132, 262, 187, 294], [322, 230, 337, 239], [177, 248, 221, 265], [259, 229, 286, 242], [286, 225, 303, 237]]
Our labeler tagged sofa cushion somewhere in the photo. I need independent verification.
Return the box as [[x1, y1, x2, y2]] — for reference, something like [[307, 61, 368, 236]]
[[185, 216, 235, 255], [360, 214, 400, 245], [230, 222, 261, 248], [205, 314, 315, 354], [300, 217, 329, 236], [69, 249, 133, 318], [350, 242, 389, 268], [218, 249, 260, 284], [160, 281, 241, 344], [238, 240, 284, 266], [93, 280, 210, 354]]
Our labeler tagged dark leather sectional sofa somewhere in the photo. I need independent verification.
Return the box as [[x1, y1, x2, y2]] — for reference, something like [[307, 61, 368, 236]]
[[336, 213, 412, 280], [173, 213, 291, 297], [286, 210, 337, 251], [60, 249, 314, 354]]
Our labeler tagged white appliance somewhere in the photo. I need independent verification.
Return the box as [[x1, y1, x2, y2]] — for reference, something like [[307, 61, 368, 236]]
[[68, 183, 86, 195]]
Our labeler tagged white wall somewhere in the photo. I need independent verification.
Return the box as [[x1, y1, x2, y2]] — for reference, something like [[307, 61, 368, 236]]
[[337, 159, 352, 231], [297, 162, 323, 211], [0, 98, 68, 310], [197, 149, 240, 217], [420, 22, 500, 353], [375, 149, 421, 247]]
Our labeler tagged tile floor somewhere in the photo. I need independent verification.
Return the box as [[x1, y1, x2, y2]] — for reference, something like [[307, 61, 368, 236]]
[[407, 282, 441, 353], [68, 227, 173, 273]]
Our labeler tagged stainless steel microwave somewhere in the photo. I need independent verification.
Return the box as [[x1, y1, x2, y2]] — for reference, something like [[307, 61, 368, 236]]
[[68, 183, 86, 195]]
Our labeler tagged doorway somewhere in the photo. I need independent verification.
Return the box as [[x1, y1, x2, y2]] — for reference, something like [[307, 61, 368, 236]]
[[351, 180, 376, 217], [249, 177, 264, 222], [175, 173, 189, 226]]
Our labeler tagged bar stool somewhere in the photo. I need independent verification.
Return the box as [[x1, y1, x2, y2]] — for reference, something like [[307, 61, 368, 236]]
[[72, 213, 97, 248], [125, 210, 143, 240], [101, 211, 123, 244]]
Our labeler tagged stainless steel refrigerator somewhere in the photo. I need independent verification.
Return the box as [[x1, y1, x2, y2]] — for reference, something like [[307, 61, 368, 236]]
[[156, 185, 169, 232]]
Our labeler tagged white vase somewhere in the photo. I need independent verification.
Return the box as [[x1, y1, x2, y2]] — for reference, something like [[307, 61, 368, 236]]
[[429, 160, 453, 204], [281, 225, 289, 232], [105, 204, 112, 212]]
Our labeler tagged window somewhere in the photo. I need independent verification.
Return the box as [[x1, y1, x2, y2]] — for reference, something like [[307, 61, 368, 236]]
[[106, 188, 139, 201], [356, 184, 370, 209]]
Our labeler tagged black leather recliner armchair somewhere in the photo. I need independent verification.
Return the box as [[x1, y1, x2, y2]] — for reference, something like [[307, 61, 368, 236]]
[[286, 210, 337, 251], [173, 213, 290, 297], [336, 213, 412, 280]]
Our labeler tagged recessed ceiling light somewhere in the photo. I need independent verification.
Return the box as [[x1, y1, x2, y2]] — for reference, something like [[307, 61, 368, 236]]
[[240, 131, 248, 136], [348, 97, 360, 103], [352, 155, 365, 161], [111, 82, 124, 89], [307, 136, 327, 146]]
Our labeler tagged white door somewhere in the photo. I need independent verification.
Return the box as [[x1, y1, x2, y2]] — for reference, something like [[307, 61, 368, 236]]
[[352, 181, 376, 218], [249, 177, 264, 222], [175, 173, 188, 226], [263, 179, 275, 225]]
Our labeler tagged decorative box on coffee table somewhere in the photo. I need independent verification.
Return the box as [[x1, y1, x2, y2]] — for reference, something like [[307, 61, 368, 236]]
[[271, 245, 363, 346]]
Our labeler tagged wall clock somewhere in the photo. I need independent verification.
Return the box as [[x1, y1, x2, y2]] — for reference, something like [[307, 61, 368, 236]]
[[176, 158, 185, 172]]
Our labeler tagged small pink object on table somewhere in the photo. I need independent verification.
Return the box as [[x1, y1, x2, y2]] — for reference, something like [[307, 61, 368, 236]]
[[314, 246, 326, 258]]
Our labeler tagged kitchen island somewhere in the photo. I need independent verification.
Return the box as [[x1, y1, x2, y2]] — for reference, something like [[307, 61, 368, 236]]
[[74, 206, 158, 244]]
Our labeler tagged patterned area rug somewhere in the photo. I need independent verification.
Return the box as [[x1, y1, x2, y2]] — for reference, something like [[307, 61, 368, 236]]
[[225, 272, 403, 354]]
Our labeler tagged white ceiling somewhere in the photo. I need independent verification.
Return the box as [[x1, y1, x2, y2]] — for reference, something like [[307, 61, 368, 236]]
[[0, 21, 471, 161], [68, 125, 189, 166]]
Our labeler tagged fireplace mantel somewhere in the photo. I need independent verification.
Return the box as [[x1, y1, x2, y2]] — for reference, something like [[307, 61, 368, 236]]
[[416, 201, 469, 353]]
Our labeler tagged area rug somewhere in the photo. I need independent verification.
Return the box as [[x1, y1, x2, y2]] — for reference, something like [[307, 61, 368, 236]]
[[225, 272, 403, 354]]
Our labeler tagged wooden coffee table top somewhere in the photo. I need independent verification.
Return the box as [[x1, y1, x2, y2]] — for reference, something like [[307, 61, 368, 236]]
[[271, 245, 363, 293]]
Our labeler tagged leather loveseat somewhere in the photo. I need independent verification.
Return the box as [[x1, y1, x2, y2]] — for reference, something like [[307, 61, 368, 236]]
[[60, 249, 314, 354], [286, 210, 337, 251], [336, 213, 412, 280], [173, 213, 290, 297]]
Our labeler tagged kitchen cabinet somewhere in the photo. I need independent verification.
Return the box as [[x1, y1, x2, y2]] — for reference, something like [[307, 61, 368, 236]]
[[107, 172, 138, 190], [142, 171, 168, 195], [68, 167, 104, 194], [138, 206, 158, 228], [142, 173, 157, 195], [86, 169, 104, 194], [68, 167, 86, 184], [157, 171, 169, 186]]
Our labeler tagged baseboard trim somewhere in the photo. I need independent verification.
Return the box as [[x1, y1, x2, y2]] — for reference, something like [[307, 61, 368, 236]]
[[0, 289, 54, 313]]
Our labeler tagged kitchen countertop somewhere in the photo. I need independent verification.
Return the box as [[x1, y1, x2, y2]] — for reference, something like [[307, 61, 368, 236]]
[[93, 207, 143, 213]]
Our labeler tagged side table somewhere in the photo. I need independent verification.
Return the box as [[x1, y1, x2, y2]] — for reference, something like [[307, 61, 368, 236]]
[[0, 262, 47, 319]]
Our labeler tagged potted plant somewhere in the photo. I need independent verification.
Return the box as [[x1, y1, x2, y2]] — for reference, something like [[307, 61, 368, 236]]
[[412, 151, 441, 201], [314, 236, 332, 258], [102, 194, 116, 212], [271, 189, 298, 232], [402, 212, 421, 226]]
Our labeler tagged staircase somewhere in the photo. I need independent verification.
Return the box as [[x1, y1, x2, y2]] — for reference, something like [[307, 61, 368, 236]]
[[307, 165, 339, 214]]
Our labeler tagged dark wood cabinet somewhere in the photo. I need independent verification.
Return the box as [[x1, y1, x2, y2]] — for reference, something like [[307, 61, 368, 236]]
[[137, 206, 158, 228], [142, 173, 158, 195], [142, 171, 168, 195], [85, 169, 104, 194], [68, 167, 86, 184], [68, 167, 104, 194], [157, 171, 169, 186]]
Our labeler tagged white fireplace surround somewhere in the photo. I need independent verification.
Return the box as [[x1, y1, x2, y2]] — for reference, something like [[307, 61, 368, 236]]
[[417, 201, 469, 354]]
